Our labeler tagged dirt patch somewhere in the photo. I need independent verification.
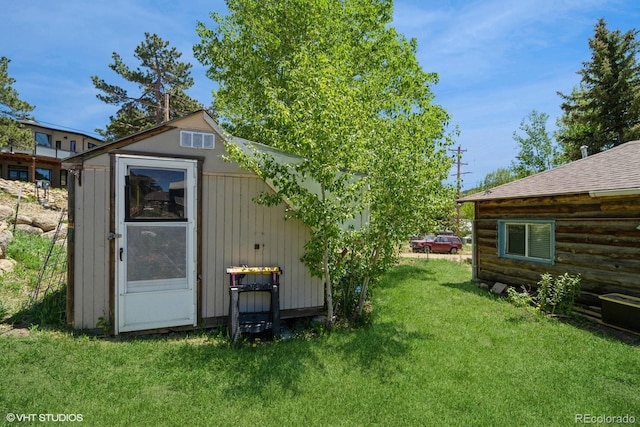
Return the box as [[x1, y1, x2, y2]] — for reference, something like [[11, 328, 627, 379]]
[[0, 324, 31, 337], [0, 179, 67, 217]]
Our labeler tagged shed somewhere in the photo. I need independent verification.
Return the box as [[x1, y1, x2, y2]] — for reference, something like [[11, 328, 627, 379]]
[[458, 140, 640, 305], [62, 110, 324, 334]]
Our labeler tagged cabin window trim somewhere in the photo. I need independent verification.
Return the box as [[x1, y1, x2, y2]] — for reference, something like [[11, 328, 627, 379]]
[[180, 130, 215, 150], [498, 219, 555, 264]]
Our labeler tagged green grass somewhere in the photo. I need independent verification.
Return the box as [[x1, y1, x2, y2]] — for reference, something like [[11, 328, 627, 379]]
[[1, 259, 639, 426], [0, 231, 66, 326]]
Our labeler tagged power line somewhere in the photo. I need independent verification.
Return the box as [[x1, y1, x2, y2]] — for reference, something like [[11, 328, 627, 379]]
[[33, 120, 102, 139]]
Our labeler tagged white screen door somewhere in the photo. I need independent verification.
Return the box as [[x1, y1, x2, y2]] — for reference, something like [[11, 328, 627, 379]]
[[115, 155, 197, 333]]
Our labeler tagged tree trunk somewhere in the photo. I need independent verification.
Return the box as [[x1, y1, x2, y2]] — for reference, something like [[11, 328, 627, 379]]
[[321, 184, 334, 329], [356, 247, 378, 318], [324, 244, 333, 330]]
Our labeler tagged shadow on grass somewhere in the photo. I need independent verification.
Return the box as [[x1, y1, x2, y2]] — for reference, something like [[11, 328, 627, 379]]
[[437, 279, 504, 304], [439, 279, 640, 346], [6, 286, 68, 332], [330, 321, 434, 383], [153, 316, 431, 399]]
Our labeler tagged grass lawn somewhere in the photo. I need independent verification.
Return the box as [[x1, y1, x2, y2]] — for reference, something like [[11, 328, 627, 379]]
[[1, 258, 639, 426]]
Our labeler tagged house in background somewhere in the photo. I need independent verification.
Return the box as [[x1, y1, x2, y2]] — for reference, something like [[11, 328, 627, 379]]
[[459, 140, 640, 306], [0, 119, 102, 188], [62, 110, 325, 334]]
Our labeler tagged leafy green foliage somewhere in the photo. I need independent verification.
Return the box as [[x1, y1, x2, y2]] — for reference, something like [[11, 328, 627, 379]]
[[511, 110, 564, 177], [195, 0, 455, 325], [466, 109, 564, 200], [536, 273, 582, 316], [506, 285, 534, 308], [0, 56, 34, 149], [557, 18, 640, 159], [92, 33, 203, 140]]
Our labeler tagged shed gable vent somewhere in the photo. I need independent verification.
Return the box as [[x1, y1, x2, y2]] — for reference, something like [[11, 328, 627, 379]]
[[180, 130, 215, 149]]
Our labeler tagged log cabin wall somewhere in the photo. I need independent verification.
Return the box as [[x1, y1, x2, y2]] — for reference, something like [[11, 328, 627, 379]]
[[474, 193, 640, 302]]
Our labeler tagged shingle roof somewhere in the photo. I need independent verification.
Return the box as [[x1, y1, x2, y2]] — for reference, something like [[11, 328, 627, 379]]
[[459, 140, 640, 202]]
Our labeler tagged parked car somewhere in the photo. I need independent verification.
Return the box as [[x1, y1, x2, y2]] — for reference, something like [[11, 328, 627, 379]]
[[410, 234, 435, 253], [425, 235, 463, 254]]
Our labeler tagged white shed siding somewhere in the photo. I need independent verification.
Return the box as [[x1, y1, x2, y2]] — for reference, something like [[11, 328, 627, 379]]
[[73, 167, 110, 329], [201, 172, 322, 319]]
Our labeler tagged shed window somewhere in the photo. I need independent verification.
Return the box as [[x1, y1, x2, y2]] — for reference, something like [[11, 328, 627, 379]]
[[499, 220, 554, 263], [180, 131, 215, 149], [125, 167, 187, 221]]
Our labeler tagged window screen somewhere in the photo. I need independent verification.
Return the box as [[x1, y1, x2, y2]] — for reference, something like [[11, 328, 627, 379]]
[[126, 225, 187, 284], [528, 223, 552, 259], [500, 220, 554, 263]]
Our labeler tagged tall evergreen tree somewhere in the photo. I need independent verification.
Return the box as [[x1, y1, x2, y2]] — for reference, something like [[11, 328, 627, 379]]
[[557, 18, 640, 160], [0, 57, 34, 149], [91, 33, 203, 141]]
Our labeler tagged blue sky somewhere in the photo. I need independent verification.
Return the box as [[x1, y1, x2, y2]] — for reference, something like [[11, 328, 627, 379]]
[[3, 0, 639, 189]]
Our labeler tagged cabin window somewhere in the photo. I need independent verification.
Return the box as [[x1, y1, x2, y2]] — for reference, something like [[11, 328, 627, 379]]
[[498, 220, 554, 263], [180, 130, 215, 149]]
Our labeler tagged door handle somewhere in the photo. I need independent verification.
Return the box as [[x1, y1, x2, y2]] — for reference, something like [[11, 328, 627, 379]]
[[119, 248, 123, 261]]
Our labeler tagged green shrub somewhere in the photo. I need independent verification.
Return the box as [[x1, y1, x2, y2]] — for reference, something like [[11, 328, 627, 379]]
[[536, 273, 581, 316], [506, 286, 533, 308]]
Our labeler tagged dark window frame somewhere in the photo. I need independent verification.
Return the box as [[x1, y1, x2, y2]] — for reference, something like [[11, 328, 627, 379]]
[[8, 166, 29, 181]]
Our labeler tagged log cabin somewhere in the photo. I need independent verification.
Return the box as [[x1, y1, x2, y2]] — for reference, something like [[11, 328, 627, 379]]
[[459, 140, 640, 308]]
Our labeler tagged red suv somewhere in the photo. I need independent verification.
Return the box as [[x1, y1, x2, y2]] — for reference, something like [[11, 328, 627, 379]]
[[410, 235, 435, 253], [426, 235, 463, 254]]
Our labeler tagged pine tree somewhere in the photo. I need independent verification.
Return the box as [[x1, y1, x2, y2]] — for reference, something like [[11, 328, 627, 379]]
[[91, 33, 203, 141], [0, 57, 34, 149], [557, 18, 640, 159]]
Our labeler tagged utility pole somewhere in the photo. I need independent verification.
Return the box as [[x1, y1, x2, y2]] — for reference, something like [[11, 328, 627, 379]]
[[449, 146, 469, 235]]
